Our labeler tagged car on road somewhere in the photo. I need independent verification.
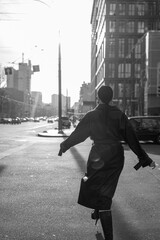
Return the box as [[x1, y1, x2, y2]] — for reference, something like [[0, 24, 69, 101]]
[[54, 116, 71, 128], [129, 116, 160, 144], [0, 118, 12, 124], [47, 117, 54, 123], [11, 117, 21, 124], [34, 117, 40, 122]]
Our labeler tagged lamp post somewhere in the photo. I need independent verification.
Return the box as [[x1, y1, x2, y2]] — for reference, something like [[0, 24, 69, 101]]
[[58, 33, 64, 134]]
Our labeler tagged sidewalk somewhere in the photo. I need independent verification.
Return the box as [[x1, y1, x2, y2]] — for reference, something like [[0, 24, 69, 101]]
[[37, 127, 74, 137]]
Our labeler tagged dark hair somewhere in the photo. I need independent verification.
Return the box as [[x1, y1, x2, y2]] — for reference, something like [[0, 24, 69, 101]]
[[98, 86, 113, 104]]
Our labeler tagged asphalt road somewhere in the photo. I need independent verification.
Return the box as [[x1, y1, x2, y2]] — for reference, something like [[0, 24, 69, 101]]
[[0, 121, 160, 240]]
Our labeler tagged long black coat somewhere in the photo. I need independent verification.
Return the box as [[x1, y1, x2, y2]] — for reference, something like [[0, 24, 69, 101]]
[[60, 104, 152, 210]]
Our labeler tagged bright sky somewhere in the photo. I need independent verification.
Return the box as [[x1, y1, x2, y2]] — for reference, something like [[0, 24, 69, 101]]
[[0, 0, 93, 106]]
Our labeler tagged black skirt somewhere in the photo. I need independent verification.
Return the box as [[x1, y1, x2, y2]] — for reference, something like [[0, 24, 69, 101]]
[[77, 142, 124, 210]]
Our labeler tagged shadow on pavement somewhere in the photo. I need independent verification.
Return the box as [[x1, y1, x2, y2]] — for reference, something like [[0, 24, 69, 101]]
[[0, 164, 7, 176], [113, 201, 141, 240], [70, 147, 87, 173]]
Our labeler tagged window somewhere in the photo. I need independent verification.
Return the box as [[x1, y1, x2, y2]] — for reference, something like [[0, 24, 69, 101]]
[[97, 65, 105, 85], [119, 3, 126, 15], [118, 83, 123, 97], [137, 3, 145, 16], [109, 3, 116, 15], [127, 38, 134, 58], [109, 38, 115, 58], [135, 43, 141, 59], [118, 64, 125, 78], [119, 38, 125, 58], [109, 83, 115, 98], [134, 83, 140, 98], [108, 63, 115, 78], [119, 21, 125, 33], [138, 21, 145, 33], [118, 83, 130, 98], [118, 63, 131, 78], [125, 64, 131, 78], [135, 64, 141, 78], [109, 21, 116, 33], [149, 2, 157, 16], [129, 4, 135, 16], [127, 21, 135, 33]]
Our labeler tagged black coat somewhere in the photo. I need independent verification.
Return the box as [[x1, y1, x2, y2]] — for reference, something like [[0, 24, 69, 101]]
[[60, 104, 152, 210]]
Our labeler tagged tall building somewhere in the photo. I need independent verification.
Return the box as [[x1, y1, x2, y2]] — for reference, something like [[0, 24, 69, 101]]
[[6, 60, 33, 116], [79, 82, 94, 113], [51, 94, 71, 116], [31, 91, 42, 106], [91, 0, 160, 115], [138, 31, 160, 115], [7, 60, 32, 93]]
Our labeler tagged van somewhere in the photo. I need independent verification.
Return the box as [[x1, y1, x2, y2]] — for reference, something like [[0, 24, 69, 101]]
[[129, 116, 160, 144], [54, 116, 71, 128]]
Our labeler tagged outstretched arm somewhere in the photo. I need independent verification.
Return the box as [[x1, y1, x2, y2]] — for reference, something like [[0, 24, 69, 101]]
[[59, 114, 91, 154], [120, 114, 156, 170]]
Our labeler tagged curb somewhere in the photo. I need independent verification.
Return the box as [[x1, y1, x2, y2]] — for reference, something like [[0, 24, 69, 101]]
[[37, 129, 73, 138]]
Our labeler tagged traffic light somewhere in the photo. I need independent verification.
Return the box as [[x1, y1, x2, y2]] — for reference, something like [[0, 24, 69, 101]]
[[157, 85, 160, 97], [33, 65, 40, 72], [4, 67, 12, 75]]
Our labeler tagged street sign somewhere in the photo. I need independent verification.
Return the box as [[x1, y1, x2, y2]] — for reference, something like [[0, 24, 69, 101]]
[[33, 65, 40, 72], [4, 67, 12, 75]]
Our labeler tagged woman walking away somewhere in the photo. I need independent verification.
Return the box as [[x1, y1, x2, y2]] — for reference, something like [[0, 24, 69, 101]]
[[58, 85, 156, 240]]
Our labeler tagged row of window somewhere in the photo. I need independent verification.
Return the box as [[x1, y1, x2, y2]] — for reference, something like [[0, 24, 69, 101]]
[[109, 20, 146, 34], [109, 2, 157, 17], [118, 83, 140, 98], [106, 82, 141, 99], [108, 63, 141, 78], [108, 38, 141, 58], [96, 62, 141, 92]]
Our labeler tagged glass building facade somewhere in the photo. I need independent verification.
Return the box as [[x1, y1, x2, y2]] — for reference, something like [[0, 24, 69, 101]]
[[91, 0, 160, 115]]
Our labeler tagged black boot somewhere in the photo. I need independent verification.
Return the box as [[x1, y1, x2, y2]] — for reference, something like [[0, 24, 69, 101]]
[[99, 210, 113, 240]]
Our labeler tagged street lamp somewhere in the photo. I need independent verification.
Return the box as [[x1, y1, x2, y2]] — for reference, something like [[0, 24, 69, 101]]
[[31, 0, 63, 134], [58, 32, 64, 134]]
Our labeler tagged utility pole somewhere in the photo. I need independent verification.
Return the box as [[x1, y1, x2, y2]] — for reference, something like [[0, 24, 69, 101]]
[[58, 33, 64, 134]]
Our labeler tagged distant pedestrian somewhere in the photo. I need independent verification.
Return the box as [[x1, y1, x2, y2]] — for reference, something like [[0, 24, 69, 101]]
[[58, 85, 156, 240]]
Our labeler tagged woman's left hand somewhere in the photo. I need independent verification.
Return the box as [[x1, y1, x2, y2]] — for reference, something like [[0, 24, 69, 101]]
[[149, 161, 156, 169]]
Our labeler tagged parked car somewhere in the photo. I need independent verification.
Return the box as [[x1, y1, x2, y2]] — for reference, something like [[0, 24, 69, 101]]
[[34, 117, 40, 122], [11, 117, 21, 124], [0, 118, 12, 124], [61, 116, 71, 128], [54, 116, 71, 128], [129, 116, 160, 144], [47, 117, 54, 123]]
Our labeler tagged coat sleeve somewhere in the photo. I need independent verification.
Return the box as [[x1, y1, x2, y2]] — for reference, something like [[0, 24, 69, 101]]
[[60, 113, 91, 153], [120, 113, 152, 168]]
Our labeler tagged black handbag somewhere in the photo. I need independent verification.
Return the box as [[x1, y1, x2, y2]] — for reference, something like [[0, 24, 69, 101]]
[[78, 175, 99, 209]]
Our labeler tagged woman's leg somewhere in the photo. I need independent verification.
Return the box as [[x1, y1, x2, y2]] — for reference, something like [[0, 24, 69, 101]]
[[99, 209, 113, 240], [99, 197, 113, 240]]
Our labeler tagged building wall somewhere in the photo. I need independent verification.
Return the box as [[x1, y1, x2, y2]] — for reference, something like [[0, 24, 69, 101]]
[[0, 88, 24, 118], [91, 0, 160, 115], [18, 61, 32, 92], [51, 94, 71, 116], [31, 91, 42, 106], [79, 82, 93, 113], [144, 31, 160, 115], [7, 60, 32, 93]]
